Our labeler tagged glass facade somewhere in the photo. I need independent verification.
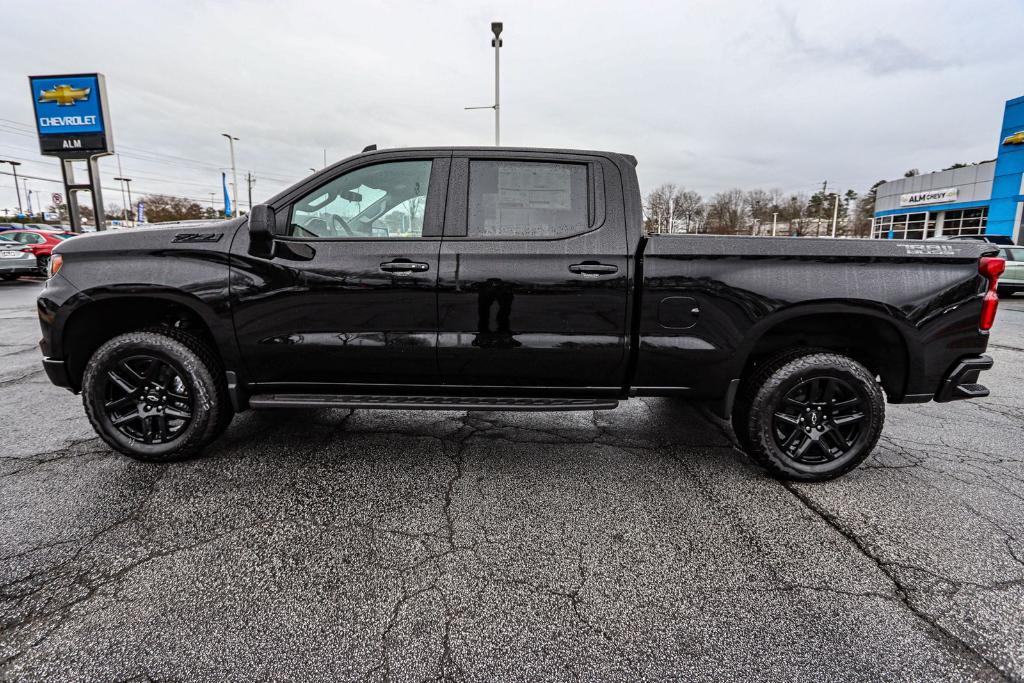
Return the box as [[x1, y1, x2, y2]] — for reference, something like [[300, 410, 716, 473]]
[[871, 207, 988, 239]]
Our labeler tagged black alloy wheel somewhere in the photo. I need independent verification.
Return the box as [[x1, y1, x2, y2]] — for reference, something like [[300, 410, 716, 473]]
[[104, 355, 194, 444], [771, 376, 865, 465], [736, 351, 885, 481], [82, 329, 231, 461]]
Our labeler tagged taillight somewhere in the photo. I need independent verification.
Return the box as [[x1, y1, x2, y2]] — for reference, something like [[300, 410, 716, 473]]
[[978, 256, 1004, 331], [48, 254, 63, 278]]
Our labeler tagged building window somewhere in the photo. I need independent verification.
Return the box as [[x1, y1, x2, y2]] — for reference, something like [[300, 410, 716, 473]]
[[872, 215, 892, 239], [941, 207, 988, 237]]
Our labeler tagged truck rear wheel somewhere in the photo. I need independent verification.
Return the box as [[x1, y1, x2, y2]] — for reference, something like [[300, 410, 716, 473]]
[[737, 352, 884, 481], [82, 329, 230, 462]]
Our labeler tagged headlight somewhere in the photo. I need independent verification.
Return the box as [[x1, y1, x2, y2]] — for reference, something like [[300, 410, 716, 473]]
[[48, 254, 63, 278]]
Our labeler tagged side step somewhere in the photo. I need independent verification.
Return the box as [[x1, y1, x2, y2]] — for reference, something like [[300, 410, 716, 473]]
[[248, 394, 619, 412]]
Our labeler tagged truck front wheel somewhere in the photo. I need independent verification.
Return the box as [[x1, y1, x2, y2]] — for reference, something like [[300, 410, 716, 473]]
[[737, 352, 884, 481], [82, 329, 230, 462]]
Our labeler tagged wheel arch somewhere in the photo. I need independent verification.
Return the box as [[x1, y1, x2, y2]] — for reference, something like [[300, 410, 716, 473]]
[[60, 290, 228, 391], [735, 303, 915, 402]]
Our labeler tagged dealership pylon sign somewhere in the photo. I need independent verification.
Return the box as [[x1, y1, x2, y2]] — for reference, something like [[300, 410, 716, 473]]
[[28, 73, 114, 231]]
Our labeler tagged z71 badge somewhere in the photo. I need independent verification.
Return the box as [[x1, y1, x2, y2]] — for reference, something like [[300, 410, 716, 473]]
[[172, 232, 223, 243], [902, 244, 955, 255]]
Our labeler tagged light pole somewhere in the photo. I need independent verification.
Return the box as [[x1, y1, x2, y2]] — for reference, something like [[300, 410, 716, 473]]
[[0, 160, 24, 216], [465, 21, 503, 146], [772, 212, 778, 237], [222, 133, 239, 216]]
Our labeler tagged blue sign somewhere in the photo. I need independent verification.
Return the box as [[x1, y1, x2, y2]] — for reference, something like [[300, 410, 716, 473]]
[[30, 75, 105, 136]]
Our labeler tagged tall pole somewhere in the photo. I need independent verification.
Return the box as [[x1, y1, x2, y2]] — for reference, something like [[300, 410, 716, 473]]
[[246, 172, 254, 211], [222, 133, 239, 217], [124, 179, 134, 226], [492, 22, 502, 146], [24, 180, 32, 216], [772, 212, 778, 237], [831, 194, 840, 238], [0, 160, 23, 215]]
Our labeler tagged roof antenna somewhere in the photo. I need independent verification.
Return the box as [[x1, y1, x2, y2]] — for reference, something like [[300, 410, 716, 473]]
[[362, 144, 377, 153]]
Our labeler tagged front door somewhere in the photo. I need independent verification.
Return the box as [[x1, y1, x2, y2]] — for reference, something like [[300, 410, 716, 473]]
[[436, 154, 629, 391], [231, 155, 450, 389]]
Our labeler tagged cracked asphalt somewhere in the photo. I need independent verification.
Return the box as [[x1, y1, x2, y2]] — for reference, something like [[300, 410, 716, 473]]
[[1, 278, 1023, 682]]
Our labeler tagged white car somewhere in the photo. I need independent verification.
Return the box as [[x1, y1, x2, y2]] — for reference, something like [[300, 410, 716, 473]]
[[0, 240, 38, 281], [998, 246, 1024, 297]]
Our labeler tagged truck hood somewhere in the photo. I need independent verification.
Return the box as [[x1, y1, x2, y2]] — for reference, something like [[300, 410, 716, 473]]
[[53, 217, 246, 255]]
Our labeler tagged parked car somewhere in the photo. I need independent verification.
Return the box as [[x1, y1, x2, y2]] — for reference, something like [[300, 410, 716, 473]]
[[38, 146, 1005, 481], [24, 223, 71, 232], [0, 240, 39, 280], [997, 246, 1024, 297], [0, 229, 74, 275], [0, 223, 20, 232]]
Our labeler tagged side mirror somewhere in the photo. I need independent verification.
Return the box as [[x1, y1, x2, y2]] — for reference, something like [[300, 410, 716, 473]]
[[248, 204, 276, 258]]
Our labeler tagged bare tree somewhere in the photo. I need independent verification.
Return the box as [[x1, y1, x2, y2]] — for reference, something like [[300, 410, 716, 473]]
[[706, 189, 747, 235]]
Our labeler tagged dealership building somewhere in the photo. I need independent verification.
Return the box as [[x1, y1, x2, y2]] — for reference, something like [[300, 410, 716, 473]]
[[872, 95, 1024, 244]]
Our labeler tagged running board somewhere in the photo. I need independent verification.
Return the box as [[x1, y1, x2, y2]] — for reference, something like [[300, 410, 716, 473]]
[[248, 394, 619, 412]]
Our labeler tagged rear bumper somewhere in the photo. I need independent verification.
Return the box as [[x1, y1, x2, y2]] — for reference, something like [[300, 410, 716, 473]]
[[934, 355, 993, 403], [41, 357, 74, 391], [0, 259, 38, 274]]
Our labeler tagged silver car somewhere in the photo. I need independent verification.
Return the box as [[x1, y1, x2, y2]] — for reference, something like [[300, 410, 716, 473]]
[[0, 240, 38, 281], [998, 246, 1024, 297]]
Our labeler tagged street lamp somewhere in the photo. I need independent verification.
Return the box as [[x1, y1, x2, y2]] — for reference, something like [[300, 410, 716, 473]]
[[464, 21, 503, 146], [0, 160, 24, 216], [221, 133, 239, 217]]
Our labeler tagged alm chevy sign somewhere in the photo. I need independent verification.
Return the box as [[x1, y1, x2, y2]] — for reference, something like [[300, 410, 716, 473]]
[[900, 187, 958, 207]]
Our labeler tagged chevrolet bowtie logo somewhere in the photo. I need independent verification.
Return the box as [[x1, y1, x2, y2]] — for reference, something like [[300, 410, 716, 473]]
[[38, 84, 91, 106], [1004, 131, 1024, 145]]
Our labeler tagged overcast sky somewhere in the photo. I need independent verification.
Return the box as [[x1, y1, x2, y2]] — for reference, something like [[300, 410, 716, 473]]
[[1, 0, 1022, 216]]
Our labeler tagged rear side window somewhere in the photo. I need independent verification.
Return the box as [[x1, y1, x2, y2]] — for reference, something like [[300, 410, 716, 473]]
[[467, 161, 588, 238]]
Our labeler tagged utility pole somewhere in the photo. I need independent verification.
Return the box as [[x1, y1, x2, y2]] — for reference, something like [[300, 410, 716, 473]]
[[0, 160, 24, 216], [465, 21, 503, 146], [668, 195, 675, 234], [831, 194, 840, 238], [772, 212, 778, 237], [123, 179, 134, 226], [323, 149, 327, 169], [24, 180, 32, 217], [222, 133, 239, 217], [246, 172, 254, 211]]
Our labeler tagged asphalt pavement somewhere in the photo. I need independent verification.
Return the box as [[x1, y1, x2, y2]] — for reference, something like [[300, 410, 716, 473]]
[[1, 278, 1023, 682]]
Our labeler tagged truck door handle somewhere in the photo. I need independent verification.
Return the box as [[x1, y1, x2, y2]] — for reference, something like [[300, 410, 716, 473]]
[[380, 260, 429, 273], [569, 263, 618, 276]]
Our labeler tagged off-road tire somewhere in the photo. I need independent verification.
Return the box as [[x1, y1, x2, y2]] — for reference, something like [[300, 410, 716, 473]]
[[82, 329, 231, 461], [731, 348, 823, 455], [737, 352, 884, 481]]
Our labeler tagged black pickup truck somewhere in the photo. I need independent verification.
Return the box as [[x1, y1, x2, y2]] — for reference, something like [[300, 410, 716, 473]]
[[37, 147, 1006, 480]]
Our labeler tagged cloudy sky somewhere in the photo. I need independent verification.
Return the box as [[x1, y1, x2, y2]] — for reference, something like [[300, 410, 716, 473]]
[[1, 0, 1022, 215]]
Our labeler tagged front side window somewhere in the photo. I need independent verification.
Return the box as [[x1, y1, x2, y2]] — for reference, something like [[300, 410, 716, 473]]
[[288, 160, 432, 239], [467, 160, 589, 238]]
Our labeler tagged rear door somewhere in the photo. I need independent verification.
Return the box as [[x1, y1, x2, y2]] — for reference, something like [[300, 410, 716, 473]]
[[436, 152, 629, 391], [230, 153, 450, 388]]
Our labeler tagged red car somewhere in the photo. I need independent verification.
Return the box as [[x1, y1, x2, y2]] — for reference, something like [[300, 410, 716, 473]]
[[0, 229, 75, 275]]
